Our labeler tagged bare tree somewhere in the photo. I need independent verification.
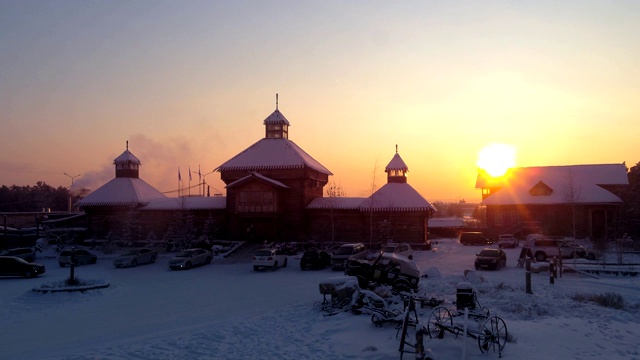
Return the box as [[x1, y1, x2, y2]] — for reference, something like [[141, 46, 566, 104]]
[[326, 180, 345, 247], [367, 160, 380, 249]]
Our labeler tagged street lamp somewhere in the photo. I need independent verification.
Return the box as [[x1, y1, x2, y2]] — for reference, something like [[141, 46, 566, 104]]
[[64, 173, 82, 211]]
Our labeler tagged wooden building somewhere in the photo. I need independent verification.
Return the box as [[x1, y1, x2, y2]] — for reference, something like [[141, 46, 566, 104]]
[[476, 164, 629, 240]]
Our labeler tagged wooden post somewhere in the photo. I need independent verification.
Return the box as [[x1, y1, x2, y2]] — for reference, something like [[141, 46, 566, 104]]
[[526, 258, 532, 294], [549, 259, 556, 284]]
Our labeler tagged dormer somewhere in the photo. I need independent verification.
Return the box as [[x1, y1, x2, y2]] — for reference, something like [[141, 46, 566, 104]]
[[385, 145, 409, 184], [263, 94, 290, 139], [114, 141, 141, 178]]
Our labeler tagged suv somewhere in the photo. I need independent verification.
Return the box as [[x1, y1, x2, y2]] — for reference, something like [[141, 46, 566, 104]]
[[381, 243, 414, 260], [497, 234, 519, 248], [345, 252, 420, 292], [0, 247, 36, 262], [527, 237, 585, 261], [331, 243, 366, 271], [459, 232, 492, 246], [252, 248, 288, 271]]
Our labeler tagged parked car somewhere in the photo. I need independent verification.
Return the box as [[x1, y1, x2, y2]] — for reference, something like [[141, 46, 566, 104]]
[[331, 243, 367, 271], [345, 252, 421, 292], [0, 247, 36, 262], [381, 242, 414, 260], [58, 249, 97, 267], [168, 248, 212, 270], [459, 232, 492, 246], [300, 249, 331, 270], [252, 248, 288, 271], [113, 248, 158, 268], [527, 237, 586, 261], [474, 248, 507, 270], [0, 256, 45, 278], [497, 234, 519, 248]]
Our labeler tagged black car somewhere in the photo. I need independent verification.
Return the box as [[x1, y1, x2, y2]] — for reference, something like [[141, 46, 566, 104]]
[[300, 249, 331, 270], [0, 256, 46, 278], [459, 232, 492, 246], [474, 248, 507, 270]]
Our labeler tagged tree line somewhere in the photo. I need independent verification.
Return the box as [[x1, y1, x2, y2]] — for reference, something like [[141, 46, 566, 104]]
[[0, 182, 71, 212]]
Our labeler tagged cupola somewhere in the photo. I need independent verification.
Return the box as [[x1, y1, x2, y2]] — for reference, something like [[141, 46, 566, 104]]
[[114, 141, 141, 178], [385, 145, 409, 184], [263, 94, 290, 139]]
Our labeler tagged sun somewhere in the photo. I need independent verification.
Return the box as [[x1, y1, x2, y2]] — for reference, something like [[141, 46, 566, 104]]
[[477, 144, 516, 177]]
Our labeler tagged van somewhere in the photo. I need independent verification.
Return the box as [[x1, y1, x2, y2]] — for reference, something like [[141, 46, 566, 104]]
[[459, 232, 492, 246], [331, 243, 366, 271]]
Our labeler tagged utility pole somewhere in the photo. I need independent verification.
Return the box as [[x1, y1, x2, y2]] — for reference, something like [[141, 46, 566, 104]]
[[64, 173, 82, 211]]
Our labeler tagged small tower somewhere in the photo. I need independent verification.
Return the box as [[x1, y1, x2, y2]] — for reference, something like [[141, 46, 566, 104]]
[[385, 145, 409, 184], [263, 93, 290, 139], [114, 141, 141, 178]]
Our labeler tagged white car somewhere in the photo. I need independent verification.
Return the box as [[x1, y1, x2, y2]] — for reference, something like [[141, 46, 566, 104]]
[[252, 248, 287, 271], [113, 248, 158, 268], [497, 234, 519, 248], [168, 248, 212, 270], [381, 242, 414, 260]]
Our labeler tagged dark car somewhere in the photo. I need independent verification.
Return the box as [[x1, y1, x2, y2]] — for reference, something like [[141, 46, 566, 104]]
[[459, 232, 492, 246], [474, 248, 507, 270], [58, 249, 97, 267], [300, 249, 331, 270], [0, 247, 36, 262], [0, 256, 46, 278], [345, 252, 421, 292]]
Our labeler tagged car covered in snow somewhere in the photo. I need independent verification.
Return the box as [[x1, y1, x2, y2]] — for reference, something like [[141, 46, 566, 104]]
[[252, 248, 287, 271], [113, 248, 158, 268], [168, 248, 212, 270], [345, 252, 421, 292], [474, 248, 507, 270], [381, 242, 414, 260]]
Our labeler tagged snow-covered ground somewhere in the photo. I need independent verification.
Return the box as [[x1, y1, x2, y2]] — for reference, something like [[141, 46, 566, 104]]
[[1, 238, 639, 360]]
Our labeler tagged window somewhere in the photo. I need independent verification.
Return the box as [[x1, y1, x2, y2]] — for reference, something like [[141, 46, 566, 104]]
[[237, 190, 276, 213]]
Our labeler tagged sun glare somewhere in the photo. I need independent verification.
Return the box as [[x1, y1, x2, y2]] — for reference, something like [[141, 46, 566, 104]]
[[477, 144, 516, 177]]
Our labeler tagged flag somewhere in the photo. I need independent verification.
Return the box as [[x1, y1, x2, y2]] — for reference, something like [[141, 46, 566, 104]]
[[189, 166, 192, 181], [178, 167, 181, 181], [198, 165, 202, 182]]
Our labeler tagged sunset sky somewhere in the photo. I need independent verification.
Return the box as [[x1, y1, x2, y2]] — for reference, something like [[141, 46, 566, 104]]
[[1, 1, 639, 202]]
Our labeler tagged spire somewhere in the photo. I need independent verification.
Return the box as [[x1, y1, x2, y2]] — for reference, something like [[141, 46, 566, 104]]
[[385, 145, 409, 184], [114, 142, 141, 178], [263, 95, 290, 139]]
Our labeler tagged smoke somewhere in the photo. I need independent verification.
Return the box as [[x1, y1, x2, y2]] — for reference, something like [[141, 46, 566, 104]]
[[73, 134, 201, 194]]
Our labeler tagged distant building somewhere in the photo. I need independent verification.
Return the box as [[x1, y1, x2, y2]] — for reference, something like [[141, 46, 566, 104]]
[[77, 104, 436, 246], [476, 164, 629, 239]]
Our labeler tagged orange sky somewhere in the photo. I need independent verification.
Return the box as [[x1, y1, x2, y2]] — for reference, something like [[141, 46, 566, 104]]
[[1, 1, 639, 202]]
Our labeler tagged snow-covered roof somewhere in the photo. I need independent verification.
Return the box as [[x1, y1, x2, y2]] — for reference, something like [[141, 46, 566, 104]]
[[306, 197, 367, 210], [77, 178, 166, 207], [361, 183, 436, 212], [480, 164, 628, 206], [385, 152, 408, 172], [215, 138, 332, 175], [428, 217, 466, 228], [141, 196, 226, 211], [226, 172, 289, 189], [263, 109, 290, 125], [113, 149, 141, 165], [307, 184, 436, 213]]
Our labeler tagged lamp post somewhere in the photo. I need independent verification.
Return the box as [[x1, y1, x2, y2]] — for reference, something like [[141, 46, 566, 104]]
[[64, 173, 82, 211], [201, 170, 215, 197]]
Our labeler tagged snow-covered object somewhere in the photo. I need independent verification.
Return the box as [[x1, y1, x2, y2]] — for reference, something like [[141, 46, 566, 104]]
[[77, 178, 166, 207], [479, 164, 628, 205], [215, 138, 332, 175]]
